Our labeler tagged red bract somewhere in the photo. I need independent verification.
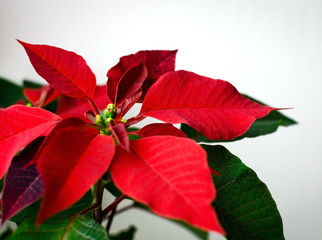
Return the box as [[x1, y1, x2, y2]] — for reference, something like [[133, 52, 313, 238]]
[[24, 85, 61, 107], [18, 40, 96, 99], [36, 126, 115, 224], [140, 70, 276, 140], [107, 50, 177, 104], [0, 105, 61, 179], [0, 41, 289, 238], [56, 85, 111, 119], [110, 136, 224, 233], [137, 123, 187, 138]]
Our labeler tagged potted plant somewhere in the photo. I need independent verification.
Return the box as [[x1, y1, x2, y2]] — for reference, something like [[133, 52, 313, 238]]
[[0, 40, 296, 239]]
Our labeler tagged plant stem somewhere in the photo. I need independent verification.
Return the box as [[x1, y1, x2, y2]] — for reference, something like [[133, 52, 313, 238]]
[[114, 203, 135, 215], [102, 194, 126, 216], [92, 179, 105, 224], [105, 207, 116, 234], [77, 203, 100, 216], [88, 98, 100, 116]]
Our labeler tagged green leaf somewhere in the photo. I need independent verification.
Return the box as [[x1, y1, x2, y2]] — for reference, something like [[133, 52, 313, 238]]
[[181, 95, 296, 143], [22, 79, 42, 89], [65, 216, 108, 240], [105, 181, 124, 198], [10, 190, 92, 226], [204, 145, 284, 240], [110, 226, 136, 240], [0, 77, 24, 108], [0, 227, 13, 240], [8, 215, 108, 240], [0, 176, 4, 192]]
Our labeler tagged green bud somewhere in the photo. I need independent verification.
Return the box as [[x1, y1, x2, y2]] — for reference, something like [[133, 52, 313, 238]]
[[26, 103, 33, 107], [105, 117, 113, 125], [104, 103, 116, 119], [95, 115, 105, 127], [121, 118, 127, 124]]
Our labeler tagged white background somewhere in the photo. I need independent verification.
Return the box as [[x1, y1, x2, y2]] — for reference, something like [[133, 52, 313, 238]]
[[0, 0, 321, 239]]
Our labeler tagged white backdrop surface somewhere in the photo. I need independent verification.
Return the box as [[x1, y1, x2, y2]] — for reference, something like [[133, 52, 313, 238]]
[[0, 0, 321, 239]]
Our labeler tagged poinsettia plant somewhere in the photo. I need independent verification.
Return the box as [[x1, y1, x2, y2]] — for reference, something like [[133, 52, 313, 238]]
[[0, 40, 296, 240]]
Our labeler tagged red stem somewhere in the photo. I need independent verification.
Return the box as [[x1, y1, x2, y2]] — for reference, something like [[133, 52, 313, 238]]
[[88, 98, 100, 115], [102, 194, 126, 216], [105, 207, 116, 234]]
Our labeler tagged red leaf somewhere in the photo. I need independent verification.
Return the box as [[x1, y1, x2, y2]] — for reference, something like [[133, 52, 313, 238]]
[[115, 59, 147, 107], [0, 105, 61, 179], [140, 70, 276, 140], [137, 123, 187, 138], [139, 50, 178, 100], [1, 138, 44, 223], [110, 136, 223, 233], [18, 40, 96, 99], [56, 85, 111, 119], [36, 126, 115, 224], [24, 85, 61, 107], [24, 118, 89, 167], [125, 115, 146, 127], [107, 50, 177, 103], [109, 122, 129, 151], [118, 90, 142, 116]]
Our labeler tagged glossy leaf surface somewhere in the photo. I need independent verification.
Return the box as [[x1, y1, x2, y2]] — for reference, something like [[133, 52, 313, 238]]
[[111, 136, 223, 233], [2, 138, 44, 223], [0, 105, 61, 179], [9, 215, 108, 240], [137, 123, 187, 138], [18, 40, 96, 99], [205, 145, 284, 240], [36, 126, 115, 223], [141, 70, 275, 141]]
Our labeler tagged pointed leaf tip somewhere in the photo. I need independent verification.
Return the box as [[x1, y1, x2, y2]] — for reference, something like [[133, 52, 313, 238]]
[[18, 40, 96, 99], [36, 127, 115, 224], [111, 136, 224, 233], [141, 70, 276, 141], [0, 105, 61, 179]]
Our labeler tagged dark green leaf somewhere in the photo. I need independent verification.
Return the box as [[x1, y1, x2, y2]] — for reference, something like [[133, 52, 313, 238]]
[[9, 201, 40, 226], [22, 79, 42, 89], [8, 215, 108, 240], [10, 190, 92, 226], [181, 95, 296, 143], [105, 181, 124, 198], [0, 77, 24, 107], [0, 227, 13, 240], [204, 145, 284, 240], [43, 99, 59, 113], [110, 226, 136, 240], [0, 176, 4, 192]]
